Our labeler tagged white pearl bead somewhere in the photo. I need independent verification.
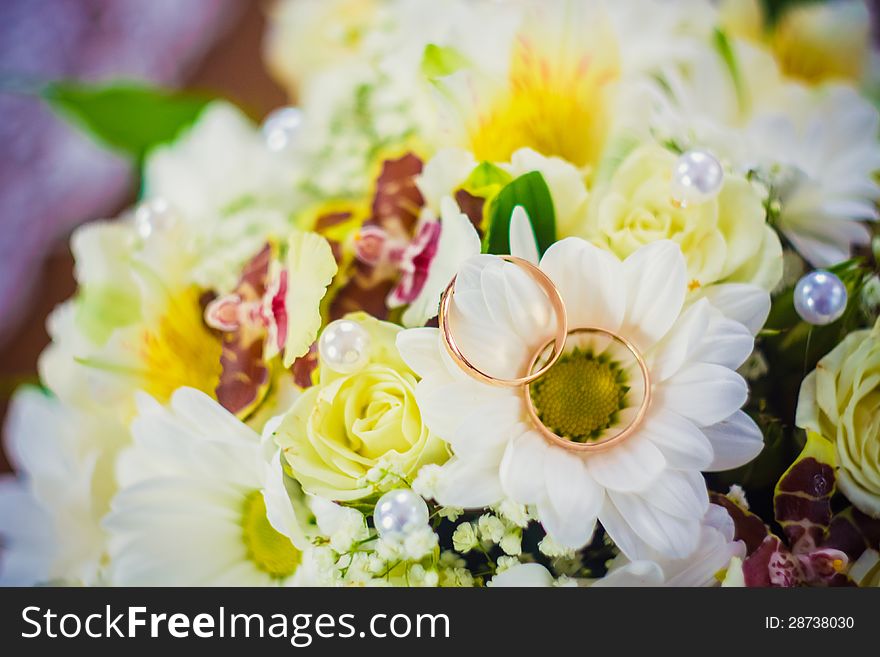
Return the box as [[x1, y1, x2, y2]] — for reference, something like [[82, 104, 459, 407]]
[[134, 197, 173, 240], [670, 149, 724, 207], [262, 106, 303, 152], [318, 319, 371, 373], [373, 489, 429, 538], [794, 270, 848, 326]]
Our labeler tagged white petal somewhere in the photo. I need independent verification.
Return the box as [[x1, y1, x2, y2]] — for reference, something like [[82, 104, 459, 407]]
[[620, 241, 687, 350], [657, 363, 748, 427], [396, 327, 446, 380], [702, 410, 764, 471], [593, 561, 665, 587], [488, 563, 555, 587], [415, 379, 519, 449], [538, 448, 602, 548], [699, 283, 770, 335], [604, 491, 701, 559], [499, 430, 549, 504], [434, 457, 504, 508], [584, 434, 666, 493], [689, 308, 755, 371], [641, 470, 709, 520], [539, 238, 626, 333], [448, 255, 549, 379], [639, 408, 714, 471], [650, 300, 711, 382], [509, 206, 540, 265]]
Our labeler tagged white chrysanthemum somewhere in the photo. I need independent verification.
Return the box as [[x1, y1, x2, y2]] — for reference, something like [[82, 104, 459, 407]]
[[0, 388, 126, 585], [144, 102, 300, 292], [746, 86, 880, 266], [397, 238, 767, 558], [640, 37, 880, 267], [104, 389, 312, 586], [593, 504, 745, 586]]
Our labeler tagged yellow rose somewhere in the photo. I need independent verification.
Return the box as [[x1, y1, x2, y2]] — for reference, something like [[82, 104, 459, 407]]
[[583, 144, 782, 291], [797, 318, 880, 517], [275, 313, 447, 501]]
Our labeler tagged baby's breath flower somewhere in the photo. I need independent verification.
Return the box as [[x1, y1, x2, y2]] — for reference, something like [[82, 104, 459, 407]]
[[439, 551, 466, 569], [477, 514, 505, 544], [437, 506, 463, 522], [495, 499, 530, 528], [440, 566, 474, 588], [452, 522, 478, 553], [376, 536, 403, 562], [404, 526, 439, 561], [539, 535, 575, 559], [412, 464, 443, 500], [495, 556, 521, 574], [500, 530, 522, 556]]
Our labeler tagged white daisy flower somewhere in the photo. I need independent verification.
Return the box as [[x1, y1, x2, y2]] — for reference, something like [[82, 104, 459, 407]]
[[592, 504, 745, 586], [746, 85, 880, 266], [397, 238, 767, 558], [641, 39, 880, 267], [0, 388, 126, 586], [104, 388, 312, 586]]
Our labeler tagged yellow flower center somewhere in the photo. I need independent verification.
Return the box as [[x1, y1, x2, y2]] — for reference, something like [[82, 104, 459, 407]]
[[139, 288, 223, 402], [241, 490, 301, 579], [529, 348, 628, 443], [468, 33, 618, 169]]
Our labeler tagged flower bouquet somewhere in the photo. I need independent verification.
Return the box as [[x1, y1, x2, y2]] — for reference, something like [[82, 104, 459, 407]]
[[2, 0, 879, 588]]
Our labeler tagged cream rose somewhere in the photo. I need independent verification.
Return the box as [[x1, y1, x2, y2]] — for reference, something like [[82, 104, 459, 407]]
[[275, 313, 448, 501], [796, 318, 880, 517], [583, 144, 782, 291]]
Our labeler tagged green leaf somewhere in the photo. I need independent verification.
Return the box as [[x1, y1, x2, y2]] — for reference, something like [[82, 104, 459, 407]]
[[43, 80, 212, 159], [421, 44, 469, 80], [483, 171, 556, 257]]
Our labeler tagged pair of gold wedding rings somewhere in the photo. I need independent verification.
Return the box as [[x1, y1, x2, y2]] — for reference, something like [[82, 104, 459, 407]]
[[437, 256, 652, 453]]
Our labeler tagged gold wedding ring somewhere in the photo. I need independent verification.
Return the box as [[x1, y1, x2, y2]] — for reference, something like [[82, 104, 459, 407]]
[[437, 256, 652, 451], [522, 328, 652, 452], [438, 256, 568, 386]]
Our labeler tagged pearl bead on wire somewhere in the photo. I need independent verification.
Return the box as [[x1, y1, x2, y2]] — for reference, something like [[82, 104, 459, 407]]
[[318, 319, 371, 373], [670, 149, 724, 207], [373, 489, 429, 538], [794, 270, 848, 326]]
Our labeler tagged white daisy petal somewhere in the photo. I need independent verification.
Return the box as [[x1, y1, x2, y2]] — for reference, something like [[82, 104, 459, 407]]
[[650, 299, 711, 382], [539, 447, 602, 548], [620, 241, 687, 350], [639, 408, 714, 471], [488, 563, 555, 587], [605, 491, 701, 559], [699, 283, 770, 335], [396, 327, 447, 380], [658, 363, 748, 427], [540, 238, 626, 333], [591, 561, 665, 587], [499, 429, 549, 504], [702, 410, 765, 471], [641, 470, 709, 520], [509, 205, 540, 265], [434, 456, 504, 508], [584, 434, 666, 493]]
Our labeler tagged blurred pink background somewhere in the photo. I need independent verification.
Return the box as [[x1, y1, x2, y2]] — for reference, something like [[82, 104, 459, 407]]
[[0, 0, 287, 473]]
